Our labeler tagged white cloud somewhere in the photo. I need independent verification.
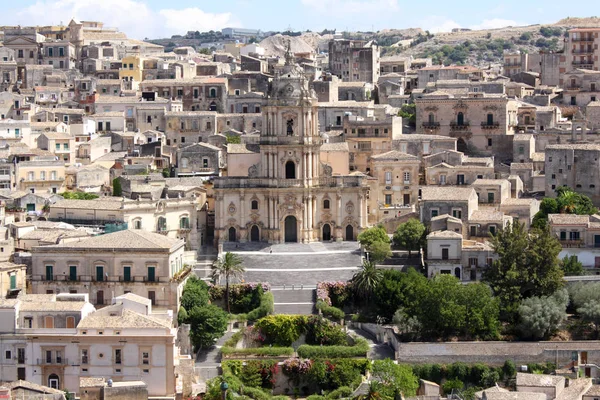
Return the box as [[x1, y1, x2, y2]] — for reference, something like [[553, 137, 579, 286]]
[[419, 15, 461, 33], [469, 18, 518, 30], [9, 0, 239, 39], [301, 0, 399, 14]]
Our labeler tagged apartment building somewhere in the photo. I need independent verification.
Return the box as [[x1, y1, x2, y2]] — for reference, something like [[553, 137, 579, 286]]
[[417, 65, 483, 89], [424, 151, 495, 186], [566, 28, 600, 73], [548, 214, 600, 270], [425, 230, 496, 281], [40, 41, 76, 70], [328, 39, 380, 84], [0, 293, 180, 397], [14, 154, 66, 194], [139, 78, 228, 112], [30, 230, 188, 310], [38, 132, 75, 164], [367, 150, 419, 224], [343, 114, 402, 172]]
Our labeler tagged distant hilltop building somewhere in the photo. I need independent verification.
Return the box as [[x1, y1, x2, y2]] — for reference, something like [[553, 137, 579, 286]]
[[221, 27, 263, 40], [451, 28, 472, 32]]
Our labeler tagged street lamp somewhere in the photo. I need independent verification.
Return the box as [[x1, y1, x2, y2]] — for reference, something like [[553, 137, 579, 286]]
[[220, 380, 229, 400]]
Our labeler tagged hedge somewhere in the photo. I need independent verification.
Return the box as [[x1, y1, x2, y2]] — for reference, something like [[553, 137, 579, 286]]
[[316, 300, 345, 320], [228, 291, 274, 322], [221, 346, 294, 358], [297, 338, 369, 358]]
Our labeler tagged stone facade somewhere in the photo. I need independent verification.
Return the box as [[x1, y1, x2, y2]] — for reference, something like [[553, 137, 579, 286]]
[[214, 52, 368, 244], [415, 92, 519, 158], [176, 142, 223, 177], [563, 69, 600, 107], [328, 39, 380, 84], [545, 144, 600, 203]]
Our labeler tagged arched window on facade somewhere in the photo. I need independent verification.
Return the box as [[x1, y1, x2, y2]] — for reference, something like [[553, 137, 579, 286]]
[[251, 200, 259, 210]]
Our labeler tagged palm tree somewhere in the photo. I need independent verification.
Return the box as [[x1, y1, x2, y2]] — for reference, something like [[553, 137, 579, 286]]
[[351, 260, 383, 301], [212, 252, 245, 313]]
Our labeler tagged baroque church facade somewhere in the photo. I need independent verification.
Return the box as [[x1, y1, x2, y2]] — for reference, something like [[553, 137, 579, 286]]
[[213, 51, 369, 244]]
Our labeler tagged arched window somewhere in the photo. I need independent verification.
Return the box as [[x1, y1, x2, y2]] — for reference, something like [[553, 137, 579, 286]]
[[285, 161, 296, 179], [487, 113, 494, 125], [286, 119, 294, 135], [66, 316, 75, 328], [323, 199, 330, 209], [428, 113, 435, 124], [457, 112, 464, 126], [180, 216, 190, 229], [209, 101, 217, 111], [157, 217, 167, 232], [209, 88, 217, 98], [48, 373, 59, 389], [133, 219, 142, 229], [251, 200, 259, 210]]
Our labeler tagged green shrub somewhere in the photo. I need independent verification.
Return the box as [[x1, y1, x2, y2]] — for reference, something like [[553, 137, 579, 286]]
[[326, 386, 353, 399], [305, 316, 348, 346], [328, 360, 363, 390], [297, 338, 369, 358], [442, 379, 464, 394], [502, 360, 516, 379], [221, 347, 294, 357], [223, 330, 243, 348], [316, 300, 345, 320], [247, 292, 275, 321], [306, 395, 325, 400], [241, 386, 272, 400], [255, 315, 307, 346]]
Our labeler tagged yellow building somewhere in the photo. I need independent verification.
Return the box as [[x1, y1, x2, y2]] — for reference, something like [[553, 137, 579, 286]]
[[119, 55, 144, 86]]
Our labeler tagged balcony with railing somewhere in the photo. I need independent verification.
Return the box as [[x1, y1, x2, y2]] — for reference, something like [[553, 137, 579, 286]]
[[38, 357, 69, 365], [481, 121, 500, 129], [449, 122, 470, 132], [572, 49, 594, 54], [572, 61, 594, 68], [572, 37, 595, 42], [559, 239, 584, 248], [422, 122, 440, 130]]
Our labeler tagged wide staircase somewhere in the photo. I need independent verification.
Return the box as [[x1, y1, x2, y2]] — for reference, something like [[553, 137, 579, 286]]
[[271, 287, 316, 315]]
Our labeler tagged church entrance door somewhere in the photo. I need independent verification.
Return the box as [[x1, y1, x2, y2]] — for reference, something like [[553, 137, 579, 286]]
[[345, 225, 354, 241], [250, 225, 260, 242], [322, 224, 331, 241], [284, 216, 298, 243], [228, 227, 236, 242]]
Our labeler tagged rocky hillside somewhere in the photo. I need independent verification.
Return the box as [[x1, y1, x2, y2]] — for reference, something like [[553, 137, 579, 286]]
[[147, 17, 600, 68]]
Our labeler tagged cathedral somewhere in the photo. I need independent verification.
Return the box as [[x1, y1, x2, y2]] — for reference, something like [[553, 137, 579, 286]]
[[213, 49, 369, 244]]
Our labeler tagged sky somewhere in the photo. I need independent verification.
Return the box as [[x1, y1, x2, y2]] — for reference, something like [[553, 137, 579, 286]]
[[0, 0, 594, 40]]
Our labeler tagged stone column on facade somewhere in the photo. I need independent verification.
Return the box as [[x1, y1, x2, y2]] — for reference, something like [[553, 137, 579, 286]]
[[240, 193, 246, 242], [307, 151, 313, 181], [266, 196, 271, 229], [358, 194, 363, 229], [272, 153, 277, 179], [336, 193, 343, 242]]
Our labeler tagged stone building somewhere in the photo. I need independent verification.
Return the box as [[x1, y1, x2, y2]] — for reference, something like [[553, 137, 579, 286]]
[[548, 214, 600, 269], [343, 114, 402, 172], [40, 41, 76, 70], [545, 144, 600, 203], [425, 230, 496, 281], [328, 39, 380, 84], [367, 150, 419, 223], [563, 69, 600, 107], [419, 186, 479, 227], [417, 65, 483, 89], [565, 28, 600, 73], [379, 55, 410, 74], [415, 92, 519, 157], [424, 151, 495, 186], [164, 111, 217, 147], [30, 230, 188, 310], [176, 142, 223, 177], [139, 78, 228, 112], [213, 50, 369, 244], [588, 101, 600, 131]]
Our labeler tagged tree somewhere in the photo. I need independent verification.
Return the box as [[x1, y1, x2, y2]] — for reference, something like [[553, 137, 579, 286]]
[[177, 306, 188, 325], [180, 277, 210, 312], [484, 222, 563, 320], [212, 252, 245, 313], [460, 283, 500, 339], [518, 288, 568, 339], [112, 177, 122, 197], [358, 226, 390, 249], [352, 260, 383, 301], [372, 359, 419, 398], [561, 255, 584, 276], [162, 167, 170, 178], [369, 240, 392, 263], [532, 188, 597, 229], [393, 219, 426, 257], [570, 282, 600, 336], [374, 268, 427, 322], [188, 304, 228, 350]]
